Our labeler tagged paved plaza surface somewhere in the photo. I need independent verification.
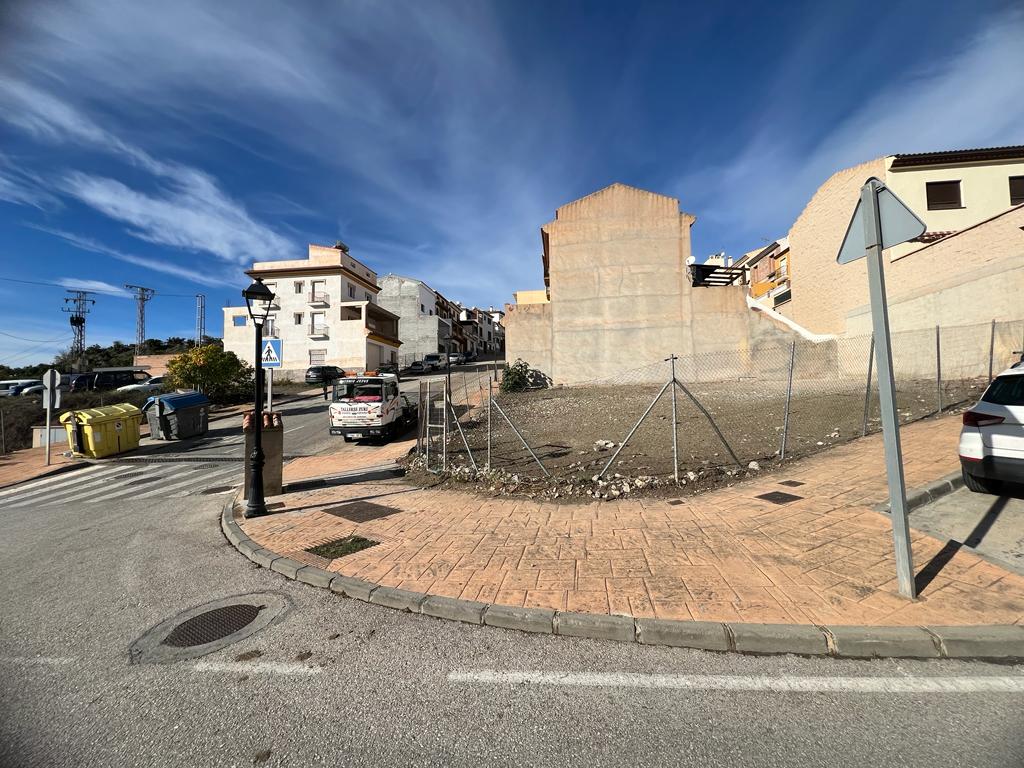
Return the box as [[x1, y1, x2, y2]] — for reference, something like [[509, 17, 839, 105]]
[[241, 415, 1024, 627]]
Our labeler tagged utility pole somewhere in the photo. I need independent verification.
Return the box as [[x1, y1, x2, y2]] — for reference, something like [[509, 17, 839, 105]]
[[125, 284, 156, 355], [195, 294, 206, 346], [62, 291, 96, 372]]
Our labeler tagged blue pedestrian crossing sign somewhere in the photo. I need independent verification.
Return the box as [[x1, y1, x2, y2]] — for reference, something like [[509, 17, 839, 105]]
[[261, 339, 282, 368]]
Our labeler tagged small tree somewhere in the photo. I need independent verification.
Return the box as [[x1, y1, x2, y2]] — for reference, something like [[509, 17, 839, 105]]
[[165, 345, 253, 403], [500, 359, 531, 393]]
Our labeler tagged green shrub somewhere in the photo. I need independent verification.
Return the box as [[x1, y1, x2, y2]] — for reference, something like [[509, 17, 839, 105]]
[[0, 390, 150, 454], [166, 345, 254, 403], [500, 359, 531, 393]]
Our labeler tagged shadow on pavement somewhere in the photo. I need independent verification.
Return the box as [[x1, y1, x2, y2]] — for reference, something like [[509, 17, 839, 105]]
[[915, 489, 1022, 593]]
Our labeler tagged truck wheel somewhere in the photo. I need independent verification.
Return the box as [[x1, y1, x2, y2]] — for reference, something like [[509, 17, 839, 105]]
[[343, 435, 352, 443], [962, 467, 1000, 495]]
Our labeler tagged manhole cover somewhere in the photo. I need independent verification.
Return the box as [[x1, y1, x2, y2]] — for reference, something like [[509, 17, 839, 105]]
[[778, 480, 805, 488], [132, 476, 161, 485], [129, 593, 288, 664], [756, 491, 804, 505], [116, 472, 145, 480], [326, 501, 400, 522], [162, 604, 263, 647]]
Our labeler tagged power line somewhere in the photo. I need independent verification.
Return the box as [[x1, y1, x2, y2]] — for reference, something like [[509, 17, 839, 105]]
[[0, 330, 73, 343], [0, 275, 196, 298]]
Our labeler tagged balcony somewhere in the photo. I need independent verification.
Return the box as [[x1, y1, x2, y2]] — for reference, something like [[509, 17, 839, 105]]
[[307, 291, 330, 307], [264, 323, 279, 338], [307, 324, 329, 339]]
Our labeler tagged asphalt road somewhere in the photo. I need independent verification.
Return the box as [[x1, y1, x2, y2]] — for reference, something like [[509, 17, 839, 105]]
[[2, 484, 1023, 765], [911, 483, 1024, 576]]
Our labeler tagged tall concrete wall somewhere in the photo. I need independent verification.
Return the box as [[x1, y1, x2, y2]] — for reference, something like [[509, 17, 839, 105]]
[[507, 183, 796, 384], [377, 275, 444, 362]]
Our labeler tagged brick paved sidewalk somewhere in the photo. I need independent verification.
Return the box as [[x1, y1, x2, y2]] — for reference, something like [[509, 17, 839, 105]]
[[240, 415, 1024, 627], [0, 446, 81, 490]]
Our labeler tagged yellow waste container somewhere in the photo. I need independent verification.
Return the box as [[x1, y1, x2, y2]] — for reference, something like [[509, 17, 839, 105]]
[[59, 404, 143, 458]]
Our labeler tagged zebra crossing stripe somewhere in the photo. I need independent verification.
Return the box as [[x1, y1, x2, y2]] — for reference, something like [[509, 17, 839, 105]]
[[0, 463, 109, 500], [7, 464, 170, 507], [0, 465, 127, 507], [134, 464, 241, 500]]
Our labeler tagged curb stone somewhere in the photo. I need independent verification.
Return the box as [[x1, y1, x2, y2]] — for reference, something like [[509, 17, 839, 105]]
[[219, 497, 1024, 660], [878, 470, 964, 514]]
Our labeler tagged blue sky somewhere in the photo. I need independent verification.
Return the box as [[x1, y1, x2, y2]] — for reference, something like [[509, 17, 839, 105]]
[[1, 0, 1022, 365]]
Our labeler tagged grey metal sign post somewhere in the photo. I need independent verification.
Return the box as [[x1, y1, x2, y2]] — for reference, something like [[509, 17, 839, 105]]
[[42, 369, 61, 466], [838, 177, 925, 599]]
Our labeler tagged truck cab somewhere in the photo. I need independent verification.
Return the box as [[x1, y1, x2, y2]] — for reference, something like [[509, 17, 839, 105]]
[[328, 373, 417, 442]]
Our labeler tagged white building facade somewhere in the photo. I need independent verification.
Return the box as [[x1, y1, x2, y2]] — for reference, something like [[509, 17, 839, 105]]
[[223, 244, 401, 377]]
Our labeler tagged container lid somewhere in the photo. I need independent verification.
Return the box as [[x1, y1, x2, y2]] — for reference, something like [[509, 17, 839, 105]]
[[142, 391, 211, 412], [59, 403, 143, 424]]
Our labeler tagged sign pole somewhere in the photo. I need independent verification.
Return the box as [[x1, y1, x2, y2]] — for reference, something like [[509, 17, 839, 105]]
[[861, 179, 916, 599], [44, 389, 52, 466], [267, 368, 274, 413], [42, 369, 60, 467]]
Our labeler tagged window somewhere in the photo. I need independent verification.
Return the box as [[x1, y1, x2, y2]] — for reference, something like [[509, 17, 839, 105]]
[[309, 349, 326, 365], [294, 280, 304, 294], [365, 292, 372, 301], [1010, 176, 1024, 206], [233, 315, 246, 327], [294, 312, 304, 325], [348, 285, 356, 299], [421, 303, 425, 313], [925, 180, 962, 210]]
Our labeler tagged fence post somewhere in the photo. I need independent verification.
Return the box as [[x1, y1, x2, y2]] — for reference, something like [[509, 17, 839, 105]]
[[486, 381, 492, 470], [673, 379, 742, 469], [935, 325, 943, 414], [598, 380, 673, 479], [861, 334, 875, 437], [780, 340, 796, 460], [442, 379, 449, 471], [667, 355, 679, 484], [490, 398, 549, 477], [1, 408, 5, 454], [988, 318, 996, 381]]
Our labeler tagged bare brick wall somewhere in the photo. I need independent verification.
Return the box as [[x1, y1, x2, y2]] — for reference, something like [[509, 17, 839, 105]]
[[787, 159, 1024, 335]]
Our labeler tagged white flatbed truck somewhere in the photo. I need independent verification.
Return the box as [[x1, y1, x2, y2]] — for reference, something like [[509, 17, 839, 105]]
[[328, 372, 417, 442]]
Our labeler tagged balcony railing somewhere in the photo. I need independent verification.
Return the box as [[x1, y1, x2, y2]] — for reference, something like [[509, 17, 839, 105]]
[[264, 323, 279, 338], [307, 291, 330, 306], [307, 324, 329, 338]]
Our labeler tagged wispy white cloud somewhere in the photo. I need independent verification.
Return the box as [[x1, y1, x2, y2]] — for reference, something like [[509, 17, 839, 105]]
[[0, 153, 60, 210], [678, 8, 1024, 255], [55, 278, 131, 297], [27, 225, 239, 288]]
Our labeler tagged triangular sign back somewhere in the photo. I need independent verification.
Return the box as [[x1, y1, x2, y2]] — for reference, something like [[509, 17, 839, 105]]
[[837, 178, 927, 264]]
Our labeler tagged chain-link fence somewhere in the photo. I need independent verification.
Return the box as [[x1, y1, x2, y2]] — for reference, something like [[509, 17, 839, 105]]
[[417, 319, 1024, 492]]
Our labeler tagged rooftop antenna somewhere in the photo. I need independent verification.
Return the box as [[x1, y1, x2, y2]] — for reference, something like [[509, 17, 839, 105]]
[[195, 294, 206, 346]]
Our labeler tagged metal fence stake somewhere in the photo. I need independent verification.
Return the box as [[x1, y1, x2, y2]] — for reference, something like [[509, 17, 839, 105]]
[[935, 325, 943, 414], [862, 334, 875, 437], [448, 399, 477, 471], [988, 318, 996, 381], [667, 355, 680, 484], [780, 340, 796, 460], [673, 379, 742, 469], [490, 397, 549, 477], [598, 380, 672, 479], [486, 381, 492, 470], [1, 408, 5, 454]]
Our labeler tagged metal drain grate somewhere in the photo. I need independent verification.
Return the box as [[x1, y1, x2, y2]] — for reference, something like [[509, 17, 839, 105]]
[[132, 476, 161, 485], [667, 500, 685, 506], [756, 491, 804, 505], [162, 604, 263, 648], [116, 472, 145, 480], [778, 480, 805, 488]]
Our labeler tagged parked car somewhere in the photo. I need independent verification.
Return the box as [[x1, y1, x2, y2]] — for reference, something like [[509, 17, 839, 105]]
[[70, 369, 151, 392], [21, 374, 76, 396], [959, 366, 1024, 493], [9, 380, 43, 396], [117, 375, 166, 393], [305, 365, 344, 385], [422, 353, 444, 371], [0, 379, 39, 397], [464, 350, 478, 363], [376, 361, 400, 379], [407, 360, 427, 374], [447, 352, 465, 366]]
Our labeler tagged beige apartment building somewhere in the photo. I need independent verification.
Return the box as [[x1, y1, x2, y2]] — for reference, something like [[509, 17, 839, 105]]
[[784, 145, 1024, 335], [506, 183, 790, 384], [222, 243, 401, 376]]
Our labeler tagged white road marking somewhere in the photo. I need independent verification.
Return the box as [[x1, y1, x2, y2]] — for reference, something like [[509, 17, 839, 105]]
[[284, 425, 306, 434], [0, 656, 77, 667], [134, 465, 240, 499], [447, 671, 1024, 694], [191, 661, 321, 676], [0, 463, 109, 499], [1, 465, 129, 506]]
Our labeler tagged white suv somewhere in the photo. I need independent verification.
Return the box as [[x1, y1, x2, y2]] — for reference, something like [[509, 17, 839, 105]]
[[958, 366, 1024, 494]]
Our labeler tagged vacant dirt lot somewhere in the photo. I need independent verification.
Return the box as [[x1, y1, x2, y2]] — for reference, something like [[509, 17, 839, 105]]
[[409, 375, 986, 499]]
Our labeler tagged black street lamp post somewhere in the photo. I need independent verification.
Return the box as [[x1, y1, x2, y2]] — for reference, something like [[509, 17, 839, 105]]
[[243, 277, 275, 518]]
